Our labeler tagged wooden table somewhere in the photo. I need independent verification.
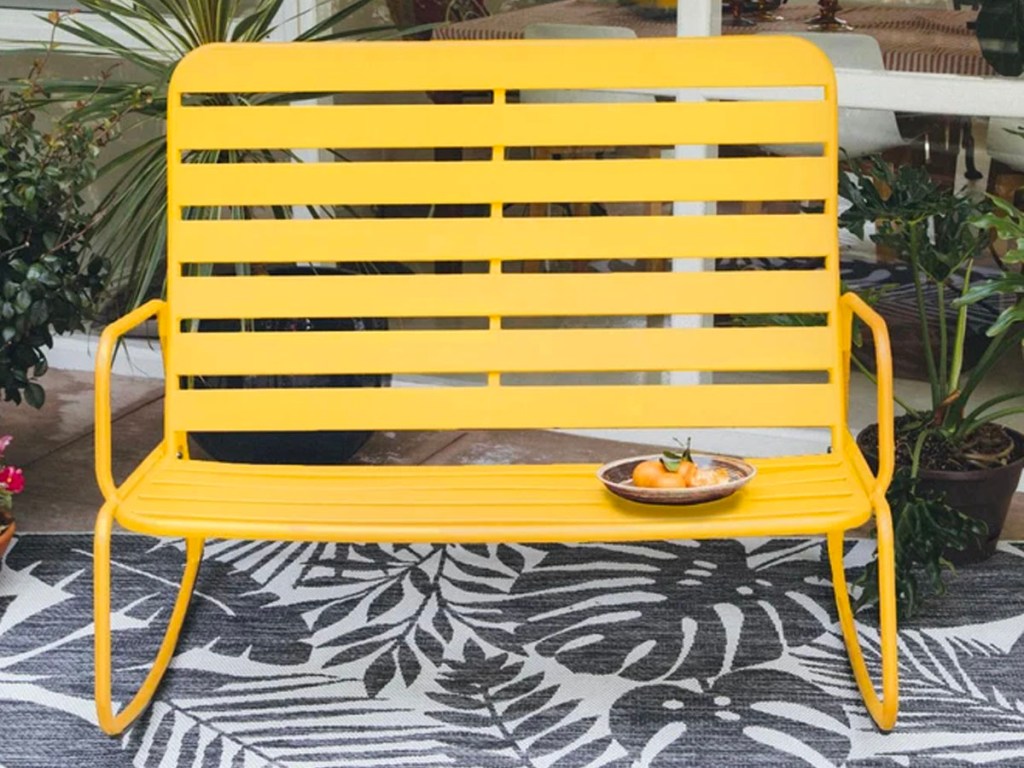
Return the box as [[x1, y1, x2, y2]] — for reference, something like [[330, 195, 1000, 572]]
[[434, 1, 993, 77]]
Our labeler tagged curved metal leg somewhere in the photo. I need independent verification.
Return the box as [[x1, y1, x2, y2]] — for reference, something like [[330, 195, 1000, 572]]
[[94, 503, 204, 735], [828, 496, 899, 731]]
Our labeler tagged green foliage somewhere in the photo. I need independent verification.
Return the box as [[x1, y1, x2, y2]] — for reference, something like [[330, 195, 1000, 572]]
[[30, 0, 394, 314], [840, 158, 1024, 617], [840, 158, 1022, 445], [959, 196, 1024, 338], [0, 57, 111, 407], [841, 160, 990, 285], [856, 466, 987, 618]]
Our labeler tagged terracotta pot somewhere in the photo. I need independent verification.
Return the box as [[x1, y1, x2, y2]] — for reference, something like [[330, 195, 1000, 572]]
[[857, 427, 1024, 564], [0, 520, 15, 560]]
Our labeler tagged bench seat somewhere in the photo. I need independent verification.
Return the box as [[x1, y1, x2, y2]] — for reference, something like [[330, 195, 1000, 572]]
[[115, 452, 872, 542]]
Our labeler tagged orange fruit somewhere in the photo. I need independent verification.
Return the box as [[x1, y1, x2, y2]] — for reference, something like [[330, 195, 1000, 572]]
[[632, 460, 666, 487], [652, 472, 685, 488], [677, 461, 697, 486]]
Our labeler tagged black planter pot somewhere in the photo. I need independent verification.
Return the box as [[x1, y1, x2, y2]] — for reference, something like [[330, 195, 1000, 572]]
[[188, 266, 390, 466], [856, 426, 1024, 564]]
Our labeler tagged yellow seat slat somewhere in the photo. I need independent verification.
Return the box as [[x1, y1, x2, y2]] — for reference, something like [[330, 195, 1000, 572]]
[[139, 474, 859, 505], [174, 101, 833, 151], [174, 156, 830, 207], [166, 383, 839, 432], [160, 452, 847, 478], [170, 270, 835, 320], [169, 326, 836, 376], [174, 214, 834, 264], [169, 38, 834, 94], [116, 455, 869, 543]]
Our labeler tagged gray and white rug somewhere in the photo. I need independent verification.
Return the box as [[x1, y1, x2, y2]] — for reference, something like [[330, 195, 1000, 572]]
[[2, 534, 1024, 767]]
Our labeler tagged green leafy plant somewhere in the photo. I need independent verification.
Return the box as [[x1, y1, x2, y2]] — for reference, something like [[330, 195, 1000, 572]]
[[841, 158, 1022, 457], [1, 51, 113, 407], [840, 157, 1024, 615], [857, 467, 985, 617], [960, 195, 1024, 331], [29, 0, 394, 315]]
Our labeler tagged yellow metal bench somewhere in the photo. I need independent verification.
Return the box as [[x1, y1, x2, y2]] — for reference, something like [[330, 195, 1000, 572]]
[[93, 37, 898, 734]]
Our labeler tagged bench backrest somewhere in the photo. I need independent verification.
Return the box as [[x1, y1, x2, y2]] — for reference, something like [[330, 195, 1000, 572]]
[[164, 38, 841, 446]]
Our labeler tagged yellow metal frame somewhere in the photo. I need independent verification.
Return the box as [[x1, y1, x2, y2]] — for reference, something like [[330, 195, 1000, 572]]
[[93, 38, 898, 735], [837, 292, 897, 731]]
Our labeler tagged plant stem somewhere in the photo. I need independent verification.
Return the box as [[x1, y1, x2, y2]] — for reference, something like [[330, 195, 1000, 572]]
[[908, 224, 941, 410], [956, 326, 1024, 417], [947, 261, 972, 400], [910, 429, 930, 478], [962, 406, 1024, 438], [962, 389, 1024, 428], [937, 281, 948, 399], [851, 353, 918, 414]]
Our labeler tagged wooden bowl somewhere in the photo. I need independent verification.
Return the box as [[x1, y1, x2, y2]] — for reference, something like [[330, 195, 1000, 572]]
[[597, 454, 756, 506]]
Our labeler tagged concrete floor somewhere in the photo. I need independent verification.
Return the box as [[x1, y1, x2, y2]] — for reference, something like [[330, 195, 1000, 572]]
[[3, 368, 1024, 538]]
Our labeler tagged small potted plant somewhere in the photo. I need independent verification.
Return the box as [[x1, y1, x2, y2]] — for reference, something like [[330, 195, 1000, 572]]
[[0, 435, 25, 557], [841, 157, 1024, 615]]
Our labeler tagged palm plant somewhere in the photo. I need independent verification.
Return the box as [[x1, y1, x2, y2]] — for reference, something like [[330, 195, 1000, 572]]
[[31, 0, 394, 314]]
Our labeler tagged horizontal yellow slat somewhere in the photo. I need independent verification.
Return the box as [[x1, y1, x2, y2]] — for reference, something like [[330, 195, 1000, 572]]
[[171, 214, 835, 264], [171, 157, 831, 207], [172, 101, 833, 151], [164, 452, 846, 478], [144, 462, 853, 496], [166, 383, 840, 432], [132, 477, 857, 511], [169, 39, 835, 94], [116, 503, 868, 543], [168, 326, 837, 376], [170, 270, 837, 319]]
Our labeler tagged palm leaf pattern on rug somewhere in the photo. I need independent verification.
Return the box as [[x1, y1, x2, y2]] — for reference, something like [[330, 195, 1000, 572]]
[[2, 535, 1024, 766]]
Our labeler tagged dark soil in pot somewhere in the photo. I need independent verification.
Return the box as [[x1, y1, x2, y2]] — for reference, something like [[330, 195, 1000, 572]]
[[857, 420, 1024, 563]]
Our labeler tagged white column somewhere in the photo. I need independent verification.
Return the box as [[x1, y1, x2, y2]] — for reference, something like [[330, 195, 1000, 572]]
[[669, 0, 721, 386], [270, 0, 321, 221], [677, 0, 721, 37]]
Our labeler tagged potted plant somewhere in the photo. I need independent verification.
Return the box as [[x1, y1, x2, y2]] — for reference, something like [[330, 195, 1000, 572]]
[[1, 49, 112, 408], [29, 1, 399, 464], [841, 157, 1024, 615], [0, 435, 25, 557]]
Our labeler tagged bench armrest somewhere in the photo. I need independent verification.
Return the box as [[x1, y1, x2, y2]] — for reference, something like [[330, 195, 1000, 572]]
[[95, 299, 166, 502], [840, 292, 895, 500]]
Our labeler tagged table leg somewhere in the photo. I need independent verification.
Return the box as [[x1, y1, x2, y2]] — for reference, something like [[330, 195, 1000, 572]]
[[961, 118, 983, 181]]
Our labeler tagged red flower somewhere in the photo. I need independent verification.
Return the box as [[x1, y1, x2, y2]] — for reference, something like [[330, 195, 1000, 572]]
[[0, 466, 25, 494]]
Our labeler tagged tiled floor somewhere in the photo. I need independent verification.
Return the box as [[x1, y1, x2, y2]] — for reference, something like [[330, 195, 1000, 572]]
[[4, 368, 1024, 538]]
